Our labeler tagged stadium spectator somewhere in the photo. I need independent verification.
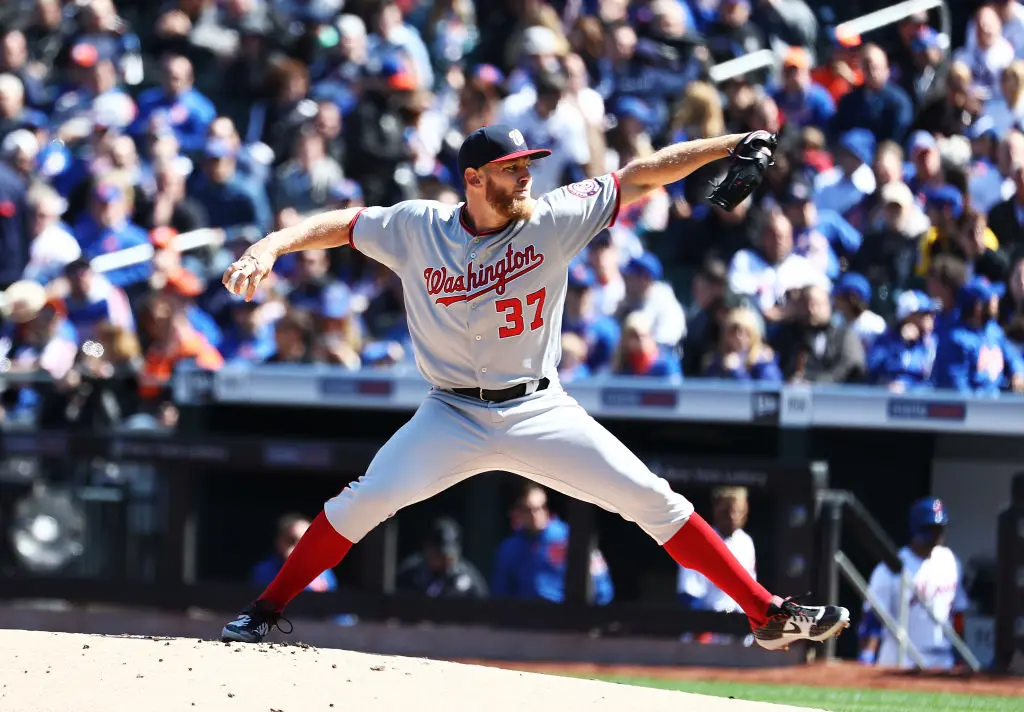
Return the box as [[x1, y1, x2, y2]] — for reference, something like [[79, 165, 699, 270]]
[[678, 486, 757, 614], [702, 306, 782, 382], [558, 332, 592, 382], [867, 290, 939, 391], [912, 61, 982, 138], [272, 126, 345, 218], [999, 255, 1024, 347], [781, 179, 861, 281], [310, 282, 362, 369], [219, 290, 276, 364], [954, 7, 1015, 103], [681, 258, 729, 376], [728, 210, 826, 324], [137, 290, 223, 404], [252, 513, 338, 593], [0, 28, 48, 111], [396, 517, 489, 598], [0, 144, 25, 290], [964, 116, 1006, 215], [72, 182, 152, 296], [0, 72, 47, 146], [267, 308, 315, 364], [616, 252, 686, 349], [134, 155, 210, 234], [916, 185, 999, 279], [21, 183, 80, 285], [906, 130, 947, 196], [833, 272, 887, 353], [562, 262, 620, 374], [814, 127, 877, 218], [130, 54, 216, 154], [772, 283, 867, 383], [981, 61, 1024, 140], [967, 0, 1024, 58], [706, 0, 766, 69], [894, 27, 950, 110], [831, 44, 914, 145], [612, 311, 681, 378], [188, 137, 272, 240], [926, 255, 969, 335], [932, 277, 1024, 394], [59, 257, 135, 343], [987, 160, 1024, 254], [771, 47, 836, 132], [499, 68, 589, 196], [811, 30, 864, 104], [956, 209, 1010, 284], [583, 229, 625, 318], [491, 483, 614, 605], [851, 181, 929, 291]]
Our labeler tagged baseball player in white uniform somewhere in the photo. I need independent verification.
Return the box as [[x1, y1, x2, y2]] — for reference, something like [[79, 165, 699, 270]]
[[859, 497, 969, 669], [219, 124, 849, 650]]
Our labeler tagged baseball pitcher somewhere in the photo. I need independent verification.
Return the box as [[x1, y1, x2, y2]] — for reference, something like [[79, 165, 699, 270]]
[[219, 124, 849, 650]]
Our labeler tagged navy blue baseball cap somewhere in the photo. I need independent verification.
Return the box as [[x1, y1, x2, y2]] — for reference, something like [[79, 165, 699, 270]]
[[909, 497, 948, 535], [458, 124, 551, 179]]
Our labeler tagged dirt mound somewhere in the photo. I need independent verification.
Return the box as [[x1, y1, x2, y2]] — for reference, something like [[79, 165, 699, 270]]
[[0, 629, 824, 712]]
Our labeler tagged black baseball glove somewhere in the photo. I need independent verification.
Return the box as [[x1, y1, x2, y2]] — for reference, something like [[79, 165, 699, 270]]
[[707, 130, 778, 211]]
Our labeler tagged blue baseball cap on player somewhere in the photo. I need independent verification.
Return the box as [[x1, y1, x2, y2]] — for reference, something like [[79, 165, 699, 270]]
[[458, 124, 551, 179], [909, 497, 949, 536]]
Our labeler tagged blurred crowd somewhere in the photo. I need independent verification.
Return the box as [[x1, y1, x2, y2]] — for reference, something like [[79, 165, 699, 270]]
[[2, 0, 1024, 430]]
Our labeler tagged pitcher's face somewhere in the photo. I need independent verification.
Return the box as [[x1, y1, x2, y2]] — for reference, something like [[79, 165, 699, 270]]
[[482, 158, 535, 221]]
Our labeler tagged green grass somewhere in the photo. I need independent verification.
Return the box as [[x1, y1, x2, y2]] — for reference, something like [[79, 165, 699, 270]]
[[576, 675, 1024, 712]]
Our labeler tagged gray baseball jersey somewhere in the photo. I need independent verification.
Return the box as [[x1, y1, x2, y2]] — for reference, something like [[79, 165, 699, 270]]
[[324, 172, 693, 554], [350, 173, 621, 390]]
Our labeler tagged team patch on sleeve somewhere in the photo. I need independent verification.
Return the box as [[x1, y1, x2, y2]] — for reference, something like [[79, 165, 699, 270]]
[[566, 179, 601, 198]]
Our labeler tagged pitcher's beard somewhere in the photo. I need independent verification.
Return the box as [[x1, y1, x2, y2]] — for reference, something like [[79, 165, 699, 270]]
[[485, 181, 535, 222]]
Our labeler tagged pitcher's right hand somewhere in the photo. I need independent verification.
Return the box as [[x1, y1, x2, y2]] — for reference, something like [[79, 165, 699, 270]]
[[222, 246, 275, 302]]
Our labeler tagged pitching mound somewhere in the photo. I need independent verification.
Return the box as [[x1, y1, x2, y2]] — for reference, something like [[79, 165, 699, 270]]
[[0, 629, 824, 712]]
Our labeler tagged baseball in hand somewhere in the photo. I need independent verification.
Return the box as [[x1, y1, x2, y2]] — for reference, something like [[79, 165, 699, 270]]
[[228, 270, 250, 296]]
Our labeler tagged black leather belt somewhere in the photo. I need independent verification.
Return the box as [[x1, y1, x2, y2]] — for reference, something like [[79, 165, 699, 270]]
[[452, 378, 550, 403]]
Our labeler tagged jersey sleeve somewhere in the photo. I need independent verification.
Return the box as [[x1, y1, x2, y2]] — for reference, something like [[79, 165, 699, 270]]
[[349, 200, 430, 272], [541, 173, 621, 261]]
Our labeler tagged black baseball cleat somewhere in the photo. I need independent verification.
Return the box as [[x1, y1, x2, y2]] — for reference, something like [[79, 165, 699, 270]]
[[752, 598, 850, 651], [220, 600, 293, 643]]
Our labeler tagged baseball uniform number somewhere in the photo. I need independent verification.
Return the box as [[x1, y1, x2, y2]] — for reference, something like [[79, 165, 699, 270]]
[[496, 288, 546, 338]]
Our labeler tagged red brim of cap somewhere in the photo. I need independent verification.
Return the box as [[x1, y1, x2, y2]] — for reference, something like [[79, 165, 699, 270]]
[[487, 149, 552, 165]]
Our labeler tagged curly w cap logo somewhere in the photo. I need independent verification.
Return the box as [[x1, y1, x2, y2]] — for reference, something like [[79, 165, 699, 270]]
[[509, 129, 525, 146]]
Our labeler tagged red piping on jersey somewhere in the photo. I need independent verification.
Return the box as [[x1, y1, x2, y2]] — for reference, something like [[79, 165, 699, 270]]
[[609, 172, 622, 228], [458, 205, 509, 237], [347, 207, 367, 251]]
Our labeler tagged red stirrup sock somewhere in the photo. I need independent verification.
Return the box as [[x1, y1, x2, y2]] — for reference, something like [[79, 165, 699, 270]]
[[663, 513, 774, 626], [258, 511, 353, 611]]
